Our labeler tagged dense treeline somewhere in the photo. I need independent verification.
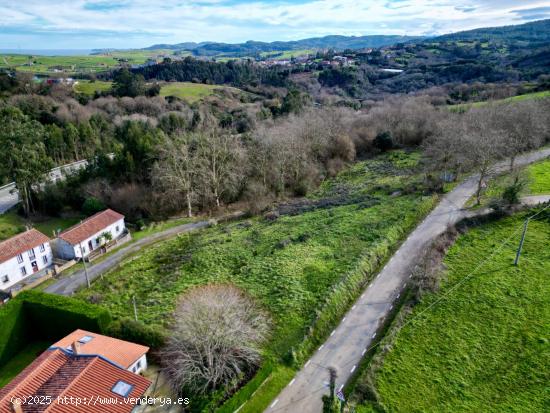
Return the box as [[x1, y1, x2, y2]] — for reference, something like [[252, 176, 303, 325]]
[[4, 90, 548, 223], [132, 57, 290, 88]]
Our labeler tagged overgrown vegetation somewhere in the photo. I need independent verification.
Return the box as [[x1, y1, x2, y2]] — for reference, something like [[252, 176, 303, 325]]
[[76, 150, 437, 408]]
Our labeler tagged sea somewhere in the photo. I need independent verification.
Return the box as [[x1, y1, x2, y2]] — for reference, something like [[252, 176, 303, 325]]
[[0, 49, 93, 56]]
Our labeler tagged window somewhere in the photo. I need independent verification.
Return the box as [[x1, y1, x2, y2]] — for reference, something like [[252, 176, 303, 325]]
[[78, 335, 94, 344], [136, 360, 141, 369], [39, 243, 45, 252], [16, 254, 23, 264], [112, 381, 133, 398], [42, 255, 48, 265], [116, 225, 120, 233], [28, 248, 35, 260], [1, 275, 8, 284], [20, 267, 27, 277]]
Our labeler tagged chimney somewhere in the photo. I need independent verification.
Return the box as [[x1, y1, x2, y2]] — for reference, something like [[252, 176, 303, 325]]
[[11, 399, 23, 413], [71, 341, 81, 355]]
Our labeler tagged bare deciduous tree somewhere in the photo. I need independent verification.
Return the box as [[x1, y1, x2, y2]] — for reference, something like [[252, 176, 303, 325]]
[[196, 130, 246, 208], [499, 100, 547, 170], [152, 133, 199, 217], [161, 285, 269, 394], [461, 107, 505, 204]]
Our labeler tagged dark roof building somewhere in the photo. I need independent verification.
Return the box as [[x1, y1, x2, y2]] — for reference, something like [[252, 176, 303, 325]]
[[0, 348, 150, 413], [58, 209, 124, 246]]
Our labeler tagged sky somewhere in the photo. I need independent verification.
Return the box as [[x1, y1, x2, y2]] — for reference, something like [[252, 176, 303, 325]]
[[1, 0, 550, 50]]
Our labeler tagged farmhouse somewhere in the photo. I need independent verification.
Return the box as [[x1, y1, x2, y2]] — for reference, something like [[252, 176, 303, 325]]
[[52, 329, 149, 374], [0, 229, 53, 293], [54, 209, 127, 260], [0, 333, 151, 413]]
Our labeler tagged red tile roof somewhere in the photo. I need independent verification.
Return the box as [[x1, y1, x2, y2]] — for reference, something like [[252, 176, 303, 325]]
[[0, 349, 150, 413], [0, 229, 50, 265], [58, 209, 124, 245], [52, 329, 149, 370]]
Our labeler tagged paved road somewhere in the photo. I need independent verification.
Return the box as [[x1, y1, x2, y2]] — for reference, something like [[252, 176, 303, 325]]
[[267, 148, 550, 413], [45, 220, 210, 295], [521, 194, 550, 205], [0, 159, 89, 214], [0, 183, 18, 214]]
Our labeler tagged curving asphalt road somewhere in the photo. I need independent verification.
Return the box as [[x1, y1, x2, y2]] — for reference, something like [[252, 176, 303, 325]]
[[45, 220, 210, 295], [266, 148, 550, 413]]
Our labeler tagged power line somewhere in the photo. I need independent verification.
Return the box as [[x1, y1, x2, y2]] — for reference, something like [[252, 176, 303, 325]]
[[268, 203, 550, 412]]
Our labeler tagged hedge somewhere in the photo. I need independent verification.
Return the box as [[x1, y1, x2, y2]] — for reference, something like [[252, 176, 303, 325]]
[[216, 361, 274, 413], [0, 298, 27, 367], [0, 291, 111, 370], [0, 291, 167, 374], [105, 317, 167, 354], [20, 291, 112, 343]]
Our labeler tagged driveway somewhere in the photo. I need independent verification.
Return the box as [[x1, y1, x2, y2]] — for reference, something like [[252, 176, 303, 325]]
[[0, 183, 18, 214], [45, 220, 210, 295], [266, 148, 550, 413]]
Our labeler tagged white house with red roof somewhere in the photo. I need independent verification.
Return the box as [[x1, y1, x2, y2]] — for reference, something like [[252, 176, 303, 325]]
[[52, 329, 149, 374], [0, 229, 53, 292], [54, 209, 127, 260], [0, 331, 151, 413]]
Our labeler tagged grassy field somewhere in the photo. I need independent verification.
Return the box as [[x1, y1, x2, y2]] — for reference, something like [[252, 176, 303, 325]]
[[74, 80, 239, 100], [260, 49, 314, 60], [73, 80, 113, 95], [159, 82, 236, 103], [449, 90, 550, 112], [0, 210, 82, 241], [0, 341, 50, 388], [0, 49, 174, 75], [74, 150, 439, 410], [528, 158, 550, 194], [355, 209, 550, 412], [470, 157, 550, 207]]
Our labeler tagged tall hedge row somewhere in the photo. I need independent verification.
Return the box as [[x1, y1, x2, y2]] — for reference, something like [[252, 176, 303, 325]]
[[0, 291, 111, 369], [0, 291, 166, 372], [20, 291, 112, 343], [0, 298, 27, 367]]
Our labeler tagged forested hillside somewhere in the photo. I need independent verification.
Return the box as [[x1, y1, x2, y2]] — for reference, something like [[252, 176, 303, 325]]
[[142, 34, 423, 57], [133, 58, 289, 87]]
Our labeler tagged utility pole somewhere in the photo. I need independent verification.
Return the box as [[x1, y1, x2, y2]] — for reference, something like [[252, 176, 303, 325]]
[[514, 218, 529, 266], [79, 242, 91, 288], [133, 296, 138, 322]]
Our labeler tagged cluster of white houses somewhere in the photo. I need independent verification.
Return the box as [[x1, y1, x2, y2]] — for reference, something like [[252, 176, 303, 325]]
[[0, 209, 127, 296]]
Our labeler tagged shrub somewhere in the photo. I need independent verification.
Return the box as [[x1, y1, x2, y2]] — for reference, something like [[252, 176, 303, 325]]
[[105, 317, 167, 351], [373, 131, 394, 152], [501, 174, 527, 206], [82, 196, 106, 216], [160, 285, 269, 394]]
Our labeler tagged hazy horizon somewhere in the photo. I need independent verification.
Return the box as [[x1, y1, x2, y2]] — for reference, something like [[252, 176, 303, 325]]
[[1, 1, 550, 50]]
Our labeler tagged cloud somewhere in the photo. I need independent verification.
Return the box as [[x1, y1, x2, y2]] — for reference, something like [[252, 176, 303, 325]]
[[511, 6, 550, 20], [0, 0, 549, 49]]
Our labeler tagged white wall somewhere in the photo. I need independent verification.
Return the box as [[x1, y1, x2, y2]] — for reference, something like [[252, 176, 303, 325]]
[[0, 242, 53, 291], [128, 354, 147, 375], [55, 218, 126, 260]]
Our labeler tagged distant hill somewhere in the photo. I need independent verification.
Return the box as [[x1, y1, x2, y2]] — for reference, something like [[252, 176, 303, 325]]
[[144, 35, 424, 57], [433, 18, 550, 46]]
